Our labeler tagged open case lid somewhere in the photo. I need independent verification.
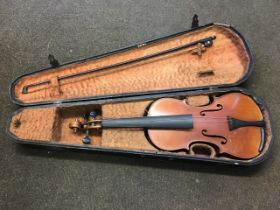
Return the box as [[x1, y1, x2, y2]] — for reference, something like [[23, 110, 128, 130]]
[[10, 23, 253, 106]]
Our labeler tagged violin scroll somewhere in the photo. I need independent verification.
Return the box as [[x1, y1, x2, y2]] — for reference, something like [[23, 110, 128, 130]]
[[69, 119, 83, 133], [69, 111, 102, 144]]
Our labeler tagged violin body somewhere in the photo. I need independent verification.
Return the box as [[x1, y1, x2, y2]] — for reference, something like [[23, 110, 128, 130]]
[[68, 93, 265, 159], [147, 93, 264, 159]]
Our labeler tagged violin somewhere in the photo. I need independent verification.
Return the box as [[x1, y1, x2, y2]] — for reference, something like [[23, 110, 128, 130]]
[[69, 93, 265, 159]]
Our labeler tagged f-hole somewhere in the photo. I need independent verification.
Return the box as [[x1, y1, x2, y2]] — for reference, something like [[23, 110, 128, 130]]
[[201, 129, 228, 144], [200, 104, 223, 116]]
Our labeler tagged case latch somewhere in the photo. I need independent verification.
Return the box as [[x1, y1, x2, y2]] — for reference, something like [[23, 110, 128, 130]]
[[191, 14, 199, 28], [48, 54, 60, 68]]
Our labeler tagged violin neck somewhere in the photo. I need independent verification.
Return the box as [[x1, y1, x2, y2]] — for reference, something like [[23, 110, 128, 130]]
[[101, 115, 193, 129]]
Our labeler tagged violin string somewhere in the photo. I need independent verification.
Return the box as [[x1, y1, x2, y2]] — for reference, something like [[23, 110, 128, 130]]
[[99, 116, 244, 121]]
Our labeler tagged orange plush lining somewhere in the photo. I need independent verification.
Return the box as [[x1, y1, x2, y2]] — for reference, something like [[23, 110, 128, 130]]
[[13, 25, 250, 104]]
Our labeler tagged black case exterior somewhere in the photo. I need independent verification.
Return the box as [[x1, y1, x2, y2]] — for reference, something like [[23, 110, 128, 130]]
[[7, 23, 273, 166]]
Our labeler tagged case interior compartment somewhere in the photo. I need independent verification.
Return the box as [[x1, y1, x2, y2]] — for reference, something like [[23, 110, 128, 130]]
[[12, 24, 251, 105], [8, 89, 272, 164]]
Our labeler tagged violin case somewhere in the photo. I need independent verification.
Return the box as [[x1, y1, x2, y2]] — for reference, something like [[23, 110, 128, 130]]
[[7, 19, 273, 166]]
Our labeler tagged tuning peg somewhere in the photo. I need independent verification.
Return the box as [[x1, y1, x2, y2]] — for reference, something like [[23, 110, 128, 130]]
[[82, 130, 91, 144], [82, 135, 91, 144], [89, 110, 98, 118]]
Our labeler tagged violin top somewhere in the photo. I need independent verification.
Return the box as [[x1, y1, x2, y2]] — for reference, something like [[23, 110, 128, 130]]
[[147, 93, 264, 159]]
